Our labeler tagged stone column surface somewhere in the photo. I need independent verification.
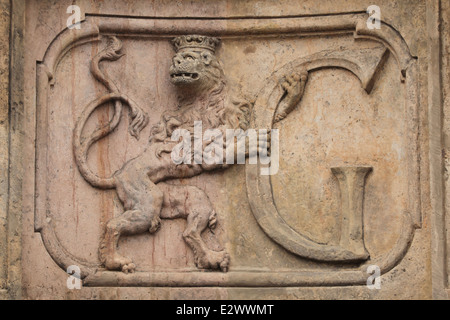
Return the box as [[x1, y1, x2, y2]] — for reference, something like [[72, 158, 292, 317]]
[[0, 0, 10, 298]]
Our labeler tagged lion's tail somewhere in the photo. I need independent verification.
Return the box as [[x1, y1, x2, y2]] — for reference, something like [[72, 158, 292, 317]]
[[73, 92, 148, 189], [73, 94, 118, 189], [73, 36, 148, 189]]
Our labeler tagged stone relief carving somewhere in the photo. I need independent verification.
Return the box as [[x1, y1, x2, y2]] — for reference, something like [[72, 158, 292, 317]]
[[247, 45, 395, 263], [34, 13, 421, 287], [73, 34, 308, 273]]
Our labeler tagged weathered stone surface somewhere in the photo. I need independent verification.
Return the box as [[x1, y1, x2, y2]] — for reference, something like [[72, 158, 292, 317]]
[[0, 0, 448, 300], [0, 0, 10, 294], [0, 0, 10, 298], [440, 0, 450, 299]]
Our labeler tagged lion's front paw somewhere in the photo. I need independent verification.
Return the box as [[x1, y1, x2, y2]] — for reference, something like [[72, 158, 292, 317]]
[[281, 70, 308, 99], [274, 111, 287, 123], [275, 70, 308, 123], [196, 250, 230, 272]]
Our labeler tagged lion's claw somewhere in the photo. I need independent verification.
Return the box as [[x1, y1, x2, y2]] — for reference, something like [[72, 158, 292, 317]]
[[275, 69, 308, 123], [122, 263, 136, 274], [219, 253, 230, 272], [195, 250, 230, 272]]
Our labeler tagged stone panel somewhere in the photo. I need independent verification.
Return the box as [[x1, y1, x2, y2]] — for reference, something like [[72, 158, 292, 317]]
[[0, 0, 446, 299]]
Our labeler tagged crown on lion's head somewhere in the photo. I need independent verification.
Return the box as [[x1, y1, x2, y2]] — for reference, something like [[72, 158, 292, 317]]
[[150, 34, 250, 156], [172, 35, 220, 53]]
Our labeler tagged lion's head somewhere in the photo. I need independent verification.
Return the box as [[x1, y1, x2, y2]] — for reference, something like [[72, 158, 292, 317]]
[[150, 35, 250, 148], [169, 35, 223, 95]]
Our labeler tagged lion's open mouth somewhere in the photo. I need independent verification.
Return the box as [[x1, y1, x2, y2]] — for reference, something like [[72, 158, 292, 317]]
[[170, 72, 199, 80]]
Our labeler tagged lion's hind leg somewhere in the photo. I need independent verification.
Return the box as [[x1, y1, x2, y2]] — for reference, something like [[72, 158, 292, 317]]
[[183, 208, 230, 272], [159, 183, 229, 272], [100, 209, 146, 273], [100, 158, 163, 273]]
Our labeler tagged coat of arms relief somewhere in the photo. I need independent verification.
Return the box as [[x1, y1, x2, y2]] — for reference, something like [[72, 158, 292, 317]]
[[35, 12, 420, 287]]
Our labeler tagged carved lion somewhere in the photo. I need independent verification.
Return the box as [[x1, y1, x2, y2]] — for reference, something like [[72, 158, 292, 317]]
[[73, 35, 307, 273]]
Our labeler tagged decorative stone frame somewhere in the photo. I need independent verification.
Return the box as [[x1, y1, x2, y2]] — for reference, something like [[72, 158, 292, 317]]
[[35, 12, 420, 288], [0, 0, 448, 299]]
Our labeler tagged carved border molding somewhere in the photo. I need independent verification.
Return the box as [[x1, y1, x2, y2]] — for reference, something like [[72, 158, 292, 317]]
[[34, 12, 420, 287]]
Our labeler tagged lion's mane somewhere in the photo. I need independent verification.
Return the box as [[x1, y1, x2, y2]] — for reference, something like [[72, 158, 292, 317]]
[[149, 54, 250, 156]]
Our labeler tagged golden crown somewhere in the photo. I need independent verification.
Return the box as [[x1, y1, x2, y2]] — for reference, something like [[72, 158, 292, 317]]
[[172, 35, 220, 53]]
